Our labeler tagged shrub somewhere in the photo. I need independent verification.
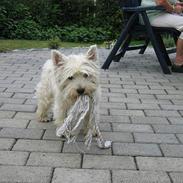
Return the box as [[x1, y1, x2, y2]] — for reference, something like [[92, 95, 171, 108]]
[[48, 37, 60, 49]]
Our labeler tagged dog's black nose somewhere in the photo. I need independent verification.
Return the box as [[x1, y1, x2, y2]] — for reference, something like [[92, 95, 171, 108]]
[[77, 88, 85, 95]]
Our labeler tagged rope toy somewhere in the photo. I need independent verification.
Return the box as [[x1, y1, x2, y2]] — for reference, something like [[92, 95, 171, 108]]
[[56, 95, 111, 149]]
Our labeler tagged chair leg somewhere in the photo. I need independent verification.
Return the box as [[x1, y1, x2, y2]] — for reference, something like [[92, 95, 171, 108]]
[[102, 13, 138, 70], [155, 32, 172, 66], [141, 12, 171, 74], [139, 39, 149, 54], [113, 34, 132, 62]]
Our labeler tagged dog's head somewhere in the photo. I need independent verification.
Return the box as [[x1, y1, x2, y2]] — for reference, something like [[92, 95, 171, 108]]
[[51, 45, 99, 100]]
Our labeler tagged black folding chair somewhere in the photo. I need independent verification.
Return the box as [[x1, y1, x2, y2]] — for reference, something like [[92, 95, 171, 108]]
[[102, 0, 180, 74]]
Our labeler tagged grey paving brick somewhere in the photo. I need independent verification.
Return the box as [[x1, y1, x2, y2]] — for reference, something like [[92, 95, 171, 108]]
[[112, 170, 171, 183], [176, 134, 183, 143], [83, 155, 135, 170], [145, 110, 181, 117], [13, 139, 62, 152], [0, 138, 15, 150], [169, 172, 183, 183], [101, 102, 126, 109], [110, 88, 137, 94], [13, 93, 35, 99], [0, 104, 36, 112], [110, 109, 144, 116], [102, 132, 133, 142], [138, 89, 166, 94], [113, 143, 162, 156], [153, 124, 183, 133], [160, 144, 183, 157], [27, 152, 81, 168], [0, 119, 29, 128], [160, 104, 183, 110], [126, 93, 156, 99], [0, 127, 44, 139], [156, 94, 183, 100], [134, 133, 179, 144], [112, 124, 153, 133], [28, 120, 56, 129], [140, 98, 172, 105], [0, 151, 29, 165], [0, 111, 15, 118], [136, 157, 183, 171], [43, 129, 62, 140], [63, 142, 112, 155], [109, 97, 140, 104], [0, 97, 25, 104], [14, 112, 37, 120], [127, 103, 160, 110], [100, 115, 130, 123], [168, 117, 183, 124], [0, 166, 52, 183], [0, 92, 14, 98], [131, 116, 169, 124], [52, 168, 111, 183]]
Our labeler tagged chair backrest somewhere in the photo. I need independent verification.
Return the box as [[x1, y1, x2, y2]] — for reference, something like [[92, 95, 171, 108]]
[[120, 0, 142, 25], [120, 0, 141, 7]]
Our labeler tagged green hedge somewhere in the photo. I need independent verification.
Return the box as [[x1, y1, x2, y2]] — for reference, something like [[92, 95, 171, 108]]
[[0, 0, 123, 42]]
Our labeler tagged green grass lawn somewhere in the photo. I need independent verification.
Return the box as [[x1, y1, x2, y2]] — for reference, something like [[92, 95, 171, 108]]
[[0, 40, 93, 52]]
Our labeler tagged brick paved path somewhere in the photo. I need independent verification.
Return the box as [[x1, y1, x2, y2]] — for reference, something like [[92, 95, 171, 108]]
[[0, 48, 183, 182]]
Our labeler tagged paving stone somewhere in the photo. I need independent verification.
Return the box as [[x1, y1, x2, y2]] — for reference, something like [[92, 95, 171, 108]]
[[153, 124, 183, 133], [28, 120, 55, 129], [0, 127, 44, 139], [110, 109, 144, 116], [101, 102, 126, 109], [169, 172, 183, 183], [0, 92, 14, 98], [27, 152, 81, 168], [0, 104, 36, 112], [0, 166, 52, 183], [0, 97, 25, 104], [14, 112, 37, 120], [138, 89, 166, 94], [13, 139, 62, 152], [112, 170, 171, 183], [176, 134, 183, 143], [43, 129, 63, 140], [112, 124, 153, 133], [160, 144, 183, 157], [109, 97, 140, 104], [100, 115, 130, 123], [127, 103, 160, 110], [0, 151, 29, 165], [0, 111, 15, 118], [140, 98, 172, 105], [52, 168, 111, 183], [126, 94, 155, 99], [134, 133, 179, 144], [113, 143, 162, 156], [99, 122, 112, 131], [63, 142, 112, 155], [145, 110, 181, 117], [83, 155, 135, 170], [102, 132, 133, 142], [0, 119, 29, 128], [131, 116, 169, 124], [0, 138, 15, 150], [168, 117, 183, 124], [136, 157, 183, 171]]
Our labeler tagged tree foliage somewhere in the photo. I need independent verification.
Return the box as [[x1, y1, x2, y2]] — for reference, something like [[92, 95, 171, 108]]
[[0, 0, 123, 42]]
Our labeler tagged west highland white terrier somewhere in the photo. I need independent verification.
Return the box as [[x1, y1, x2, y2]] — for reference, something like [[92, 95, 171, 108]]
[[36, 46, 112, 149], [36, 45, 99, 128]]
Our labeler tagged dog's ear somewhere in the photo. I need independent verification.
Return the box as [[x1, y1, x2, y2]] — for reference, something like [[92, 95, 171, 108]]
[[51, 50, 66, 66], [86, 45, 98, 61]]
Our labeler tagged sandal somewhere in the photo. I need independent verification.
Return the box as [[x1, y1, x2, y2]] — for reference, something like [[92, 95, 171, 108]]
[[171, 64, 183, 73]]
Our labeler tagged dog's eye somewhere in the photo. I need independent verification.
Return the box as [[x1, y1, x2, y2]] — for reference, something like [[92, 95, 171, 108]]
[[68, 76, 74, 80], [83, 73, 89, 78]]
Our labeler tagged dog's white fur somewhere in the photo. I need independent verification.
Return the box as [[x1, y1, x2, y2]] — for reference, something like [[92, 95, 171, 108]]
[[36, 45, 99, 128]]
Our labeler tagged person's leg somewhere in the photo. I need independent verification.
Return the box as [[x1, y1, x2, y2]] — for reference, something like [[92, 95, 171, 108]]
[[151, 14, 183, 66], [175, 36, 183, 66]]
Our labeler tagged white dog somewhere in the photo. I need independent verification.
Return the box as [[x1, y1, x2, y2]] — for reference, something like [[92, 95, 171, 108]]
[[36, 45, 99, 128]]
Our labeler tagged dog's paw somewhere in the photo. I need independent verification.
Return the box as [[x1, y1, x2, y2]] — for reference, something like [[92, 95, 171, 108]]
[[38, 116, 53, 123]]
